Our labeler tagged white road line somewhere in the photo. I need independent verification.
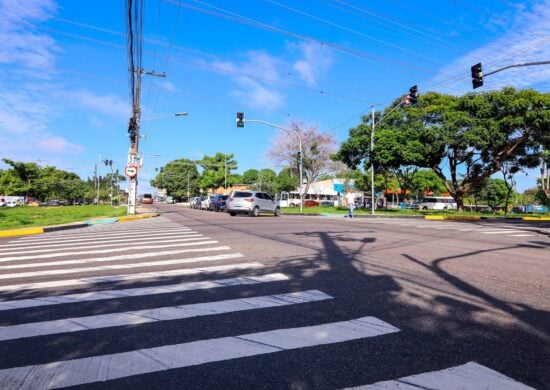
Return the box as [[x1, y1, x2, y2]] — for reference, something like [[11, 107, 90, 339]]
[[0, 273, 290, 311], [481, 230, 525, 234], [0, 290, 332, 341], [346, 361, 533, 389], [510, 234, 534, 237], [0, 240, 220, 263], [0, 236, 206, 256], [3, 228, 195, 245], [0, 251, 242, 281], [0, 316, 399, 388], [0, 262, 263, 292], [0, 231, 200, 249]]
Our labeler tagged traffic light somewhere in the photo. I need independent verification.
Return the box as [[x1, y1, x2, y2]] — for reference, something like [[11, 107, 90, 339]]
[[160, 167, 164, 173], [408, 85, 418, 105], [296, 151, 302, 166], [236, 112, 245, 128], [471, 63, 483, 89]]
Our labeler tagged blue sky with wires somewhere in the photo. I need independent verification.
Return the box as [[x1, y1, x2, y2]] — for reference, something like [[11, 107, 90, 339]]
[[1, 0, 549, 194]]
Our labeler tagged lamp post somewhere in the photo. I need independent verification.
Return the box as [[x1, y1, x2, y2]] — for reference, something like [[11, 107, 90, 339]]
[[238, 117, 303, 213]]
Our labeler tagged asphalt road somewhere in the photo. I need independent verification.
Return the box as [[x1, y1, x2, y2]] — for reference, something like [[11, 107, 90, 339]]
[[0, 204, 548, 389]]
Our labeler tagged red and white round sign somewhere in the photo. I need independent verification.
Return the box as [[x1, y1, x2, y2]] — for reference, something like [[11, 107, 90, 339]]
[[124, 165, 138, 178]]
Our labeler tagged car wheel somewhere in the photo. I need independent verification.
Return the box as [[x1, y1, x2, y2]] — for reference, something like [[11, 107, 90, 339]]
[[229, 212, 236, 216], [274, 207, 280, 217], [251, 206, 259, 217]]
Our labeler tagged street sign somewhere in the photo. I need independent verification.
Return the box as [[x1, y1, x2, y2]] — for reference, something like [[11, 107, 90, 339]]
[[124, 165, 138, 178]]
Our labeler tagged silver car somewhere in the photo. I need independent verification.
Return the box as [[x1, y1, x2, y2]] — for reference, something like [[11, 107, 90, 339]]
[[226, 190, 280, 217]]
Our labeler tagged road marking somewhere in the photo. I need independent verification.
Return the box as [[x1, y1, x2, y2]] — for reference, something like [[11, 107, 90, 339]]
[[345, 361, 534, 389], [0, 230, 199, 248], [481, 230, 525, 234], [0, 251, 243, 281], [0, 240, 220, 264], [0, 316, 399, 388], [509, 234, 534, 237], [6, 226, 193, 243], [0, 236, 207, 256], [0, 273, 290, 311], [0, 262, 263, 292], [0, 290, 331, 341], [0, 231, 200, 249]]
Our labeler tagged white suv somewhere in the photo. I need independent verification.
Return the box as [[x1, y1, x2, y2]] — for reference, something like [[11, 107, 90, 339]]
[[226, 191, 280, 217]]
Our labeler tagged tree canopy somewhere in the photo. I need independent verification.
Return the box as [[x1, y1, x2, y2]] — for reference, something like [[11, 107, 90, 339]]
[[336, 88, 549, 209]]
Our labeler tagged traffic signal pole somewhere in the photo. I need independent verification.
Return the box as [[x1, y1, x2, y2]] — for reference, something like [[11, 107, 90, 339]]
[[370, 88, 416, 215], [471, 60, 550, 89], [236, 115, 304, 214]]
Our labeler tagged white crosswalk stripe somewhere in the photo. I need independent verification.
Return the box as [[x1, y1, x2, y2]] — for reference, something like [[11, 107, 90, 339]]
[[0, 317, 400, 389], [346, 361, 534, 389], [0, 273, 290, 310], [0, 290, 332, 341]]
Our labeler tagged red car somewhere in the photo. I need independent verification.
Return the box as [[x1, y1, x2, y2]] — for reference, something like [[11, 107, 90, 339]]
[[304, 200, 320, 207]]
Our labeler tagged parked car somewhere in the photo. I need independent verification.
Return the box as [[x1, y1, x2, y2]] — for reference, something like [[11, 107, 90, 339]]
[[210, 195, 228, 212], [200, 195, 215, 210], [226, 190, 280, 217], [304, 199, 320, 207], [0, 199, 5, 207], [190, 197, 201, 209], [6, 200, 19, 208]]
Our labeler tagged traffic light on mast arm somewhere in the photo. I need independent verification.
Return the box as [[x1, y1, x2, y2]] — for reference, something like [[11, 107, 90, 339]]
[[471, 63, 483, 89], [236, 112, 245, 128]]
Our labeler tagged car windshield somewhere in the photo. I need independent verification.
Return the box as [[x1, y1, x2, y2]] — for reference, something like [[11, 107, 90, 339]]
[[233, 192, 252, 197]]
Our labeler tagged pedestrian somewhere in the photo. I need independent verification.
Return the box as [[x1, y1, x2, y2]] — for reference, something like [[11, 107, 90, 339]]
[[345, 190, 356, 218]]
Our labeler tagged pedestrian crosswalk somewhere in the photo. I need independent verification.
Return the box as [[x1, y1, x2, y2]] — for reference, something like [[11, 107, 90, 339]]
[[351, 218, 542, 238], [0, 217, 534, 388]]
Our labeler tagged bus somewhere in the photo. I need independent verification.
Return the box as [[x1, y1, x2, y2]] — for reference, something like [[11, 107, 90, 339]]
[[141, 193, 153, 204], [419, 196, 457, 210]]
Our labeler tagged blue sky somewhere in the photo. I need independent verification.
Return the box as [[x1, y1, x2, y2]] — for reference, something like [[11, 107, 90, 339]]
[[1, 0, 549, 194]]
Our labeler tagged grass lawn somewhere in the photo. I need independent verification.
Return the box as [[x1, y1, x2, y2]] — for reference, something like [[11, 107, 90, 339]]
[[0, 205, 128, 230], [281, 206, 532, 218]]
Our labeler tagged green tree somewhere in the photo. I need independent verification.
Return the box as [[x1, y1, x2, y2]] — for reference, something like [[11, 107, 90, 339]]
[[198, 153, 238, 191], [241, 169, 259, 184], [411, 169, 447, 199], [250, 169, 277, 197], [1, 159, 41, 199], [479, 179, 511, 212], [151, 159, 200, 199], [336, 88, 549, 210], [275, 168, 297, 193]]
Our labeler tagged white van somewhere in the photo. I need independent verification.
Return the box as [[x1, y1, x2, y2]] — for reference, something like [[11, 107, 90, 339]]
[[419, 196, 457, 210]]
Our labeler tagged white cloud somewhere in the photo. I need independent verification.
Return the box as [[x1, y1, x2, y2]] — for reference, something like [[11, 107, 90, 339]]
[[430, 0, 550, 94], [35, 136, 84, 153], [61, 89, 130, 119], [290, 41, 333, 85]]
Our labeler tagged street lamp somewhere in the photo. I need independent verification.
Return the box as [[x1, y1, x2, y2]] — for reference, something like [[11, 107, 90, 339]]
[[236, 115, 304, 213], [141, 112, 189, 122]]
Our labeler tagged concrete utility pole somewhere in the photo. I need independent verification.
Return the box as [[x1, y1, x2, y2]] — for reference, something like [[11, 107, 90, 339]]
[[126, 69, 166, 215]]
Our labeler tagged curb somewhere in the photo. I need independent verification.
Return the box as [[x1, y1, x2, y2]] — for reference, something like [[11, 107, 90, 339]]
[[0, 213, 159, 238], [425, 215, 481, 220], [522, 216, 550, 221], [0, 227, 44, 237]]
